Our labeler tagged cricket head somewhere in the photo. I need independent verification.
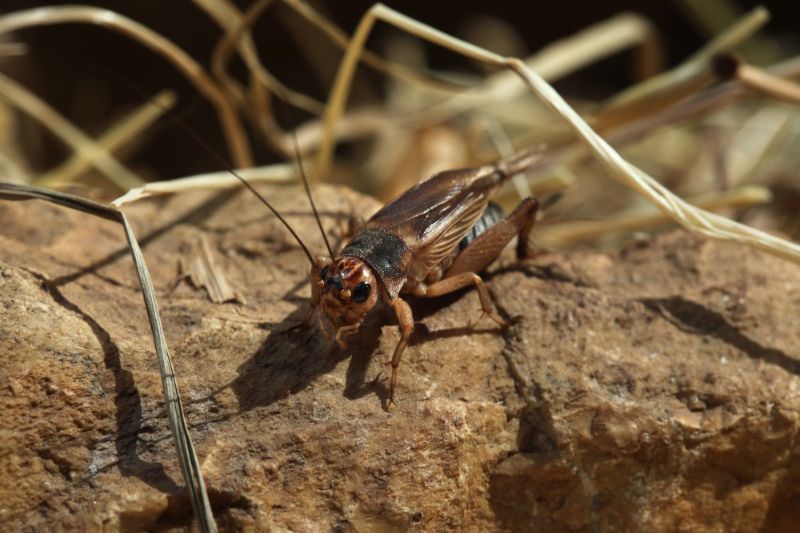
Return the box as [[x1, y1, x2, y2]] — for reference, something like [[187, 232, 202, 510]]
[[315, 256, 378, 328]]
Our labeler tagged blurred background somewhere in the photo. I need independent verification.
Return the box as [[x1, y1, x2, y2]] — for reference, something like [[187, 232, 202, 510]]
[[1, 0, 799, 247]]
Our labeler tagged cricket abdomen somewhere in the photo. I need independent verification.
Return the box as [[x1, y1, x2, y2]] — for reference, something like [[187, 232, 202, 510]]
[[418, 202, 506, 287], [459, 202, 504, 251]]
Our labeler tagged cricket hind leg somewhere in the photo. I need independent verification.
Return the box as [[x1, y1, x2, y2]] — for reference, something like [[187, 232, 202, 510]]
[[447, 196, 540, 276], [423, 197, 540, 327], [352, 164, 532, 411], [420, 272, 509, 328]]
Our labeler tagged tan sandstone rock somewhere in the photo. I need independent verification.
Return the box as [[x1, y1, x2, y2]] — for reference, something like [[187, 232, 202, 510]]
[[1, 185, 798, 531]]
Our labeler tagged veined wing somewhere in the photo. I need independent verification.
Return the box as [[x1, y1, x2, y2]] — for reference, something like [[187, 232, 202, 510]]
[[366, 163, 503, 280]]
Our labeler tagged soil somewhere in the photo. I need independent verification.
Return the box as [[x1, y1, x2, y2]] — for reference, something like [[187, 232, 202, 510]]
[[1, 184, 799, 531]]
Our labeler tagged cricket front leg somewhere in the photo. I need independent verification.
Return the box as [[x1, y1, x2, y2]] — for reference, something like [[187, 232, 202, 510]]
[[387, 297, 414, 408], [335, 320, 363, 349]]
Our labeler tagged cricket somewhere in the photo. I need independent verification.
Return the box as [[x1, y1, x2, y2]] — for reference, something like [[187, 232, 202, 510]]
[[2, 2, 800, 531], [276, 145, 546, 407]]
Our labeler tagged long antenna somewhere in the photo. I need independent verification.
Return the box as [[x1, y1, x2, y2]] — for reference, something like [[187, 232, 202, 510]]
[[90, 55, 324, 264], [271, 79, 335, 258], [164, 118, 316, 264], [287, 128, 334, 257]]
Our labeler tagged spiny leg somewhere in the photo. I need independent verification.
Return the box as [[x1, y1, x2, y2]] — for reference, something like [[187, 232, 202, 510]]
[[387, 297, 414, 408], [431, 197, 539, 326], [447, 197, 539, 278], [420, 272, 508, 328]]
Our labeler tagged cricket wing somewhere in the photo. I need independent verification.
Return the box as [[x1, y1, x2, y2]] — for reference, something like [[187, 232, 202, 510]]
[[366, 164, 502, 280]]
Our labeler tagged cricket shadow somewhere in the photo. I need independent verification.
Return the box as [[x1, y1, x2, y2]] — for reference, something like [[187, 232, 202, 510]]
[[230, 305, 386, 411], [229, 286, 502, 411], [641, 296, 800, 376]]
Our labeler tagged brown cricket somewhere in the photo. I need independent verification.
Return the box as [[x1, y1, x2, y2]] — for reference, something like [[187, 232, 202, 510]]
[[237, 146, 545, 407]]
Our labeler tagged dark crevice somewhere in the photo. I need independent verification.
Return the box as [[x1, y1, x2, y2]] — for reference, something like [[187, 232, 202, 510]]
[[641, 296, 800, 376]]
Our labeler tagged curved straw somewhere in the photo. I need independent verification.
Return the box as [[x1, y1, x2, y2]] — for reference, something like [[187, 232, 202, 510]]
[[0, 71, 143, 190], [112, 163, 295, 207], [280, 0, 465, 95], [323, 4, 800, 266], [0, 182, 217, 533], [39, 90, 177, 188], [0, 5, 253, 169], [196, 0, 324, 116], [427, 12, 665, 124]]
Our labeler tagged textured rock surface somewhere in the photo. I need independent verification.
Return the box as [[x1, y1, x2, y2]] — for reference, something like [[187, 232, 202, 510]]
[[1, 185, 799, 531]]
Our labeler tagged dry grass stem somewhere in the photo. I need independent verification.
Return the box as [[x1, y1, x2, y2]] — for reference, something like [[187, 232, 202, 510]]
[[318, 12, 666, 169], [538, 185, 772, 246], [0, 182, 217, 533], [727, 56, 800, 105], [281, 0, 465, 95], [676, 0, 781, 62], [197, 0, 325, 118], [0, 5, 253, 169], [328, 4, 800, 266], [431, 12, 665, 124], [597, 6, 770, 125], [203, 0, 289, 156], [0, 71, 143, 190], [112, 163, 295, 207], [39, 90, 177, 188], [531, 12, 664, 81]]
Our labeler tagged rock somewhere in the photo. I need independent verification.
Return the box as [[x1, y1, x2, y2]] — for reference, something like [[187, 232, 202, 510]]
[[1, 185, 799, 531]]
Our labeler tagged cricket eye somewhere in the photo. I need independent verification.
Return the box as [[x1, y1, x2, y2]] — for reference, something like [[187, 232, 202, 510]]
[[352, 281, 371, 303], [319, 265, 329, 280]]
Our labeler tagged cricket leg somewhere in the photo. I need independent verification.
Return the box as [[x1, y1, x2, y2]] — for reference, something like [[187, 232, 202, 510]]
[[335, 320, 363, 349], [430, 197, 539, 326], [447, 197, 540, 279], [387, 297, 414, 408], [420, 272, 509, 328]]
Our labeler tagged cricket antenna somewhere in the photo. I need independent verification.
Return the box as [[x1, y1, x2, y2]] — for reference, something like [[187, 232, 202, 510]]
[[169, 120, 316, 265], [287, 128, 334, 258], [270, 78, 334, 259], [94, 59, 323, 265]]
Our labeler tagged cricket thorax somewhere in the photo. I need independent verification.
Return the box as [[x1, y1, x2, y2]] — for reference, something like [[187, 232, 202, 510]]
[[340, 229, 412, 299], [318, 256, 378, 328]]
